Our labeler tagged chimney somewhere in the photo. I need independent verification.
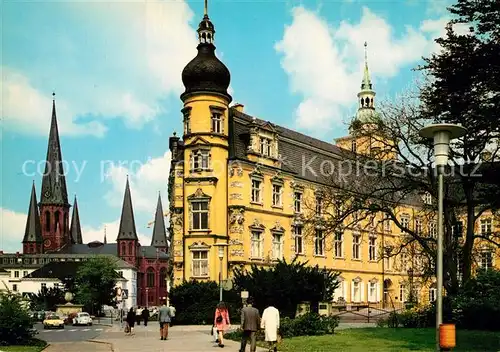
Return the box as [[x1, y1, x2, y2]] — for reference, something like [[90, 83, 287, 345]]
[[232, 103, 244, 113]]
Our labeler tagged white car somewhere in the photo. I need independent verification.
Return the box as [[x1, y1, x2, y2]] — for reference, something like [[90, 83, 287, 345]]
[[73, 312, 93, 326]]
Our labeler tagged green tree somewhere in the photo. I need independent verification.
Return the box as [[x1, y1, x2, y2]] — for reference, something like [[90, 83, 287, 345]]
[[75, 256, 119, 315], [29, 286, 65, 312], [232, 258, 340, 318], [0, 292, 35, 346]]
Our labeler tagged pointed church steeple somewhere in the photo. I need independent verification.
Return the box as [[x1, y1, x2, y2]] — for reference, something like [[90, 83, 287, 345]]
[[117, 177, 138, 240], [40, 93, 69, 206], [70, 195, 83, 244], [151, 193, 168, 248], [353, 42, 379, 128], [23, 182, 43, 248]]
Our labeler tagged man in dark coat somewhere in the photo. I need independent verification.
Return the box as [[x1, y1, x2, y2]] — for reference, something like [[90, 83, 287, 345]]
[[141, 307, 150, 326], [239, 297, 261, 352]]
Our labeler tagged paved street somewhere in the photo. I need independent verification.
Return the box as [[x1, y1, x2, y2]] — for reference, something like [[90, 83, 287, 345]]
[[95, 323, 267, 352], [34, 322, 109, 343], [43, 341, 112, 352]]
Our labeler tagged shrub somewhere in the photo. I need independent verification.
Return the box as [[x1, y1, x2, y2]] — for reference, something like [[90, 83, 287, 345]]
[[0, 292, 36, 346]]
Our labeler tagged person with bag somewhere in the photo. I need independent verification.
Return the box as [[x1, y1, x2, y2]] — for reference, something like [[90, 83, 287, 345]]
[[261, 304, 280, 352], [214, 301, 231, 348]]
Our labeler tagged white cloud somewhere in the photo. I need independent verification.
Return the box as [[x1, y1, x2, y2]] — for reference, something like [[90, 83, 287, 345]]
[[82, 220, 151, 246], [3, 0, 198, 136], [104, 151, 172, 215], [2, 68, 107, 137], [0, 208, 26, 253], [274, 6, 458, 133]]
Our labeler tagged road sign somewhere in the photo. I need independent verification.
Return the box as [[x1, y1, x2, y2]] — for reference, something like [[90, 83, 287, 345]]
[[122, 289, 128, 300]]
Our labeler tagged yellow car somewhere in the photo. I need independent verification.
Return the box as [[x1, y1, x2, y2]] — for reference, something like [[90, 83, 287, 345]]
[[43, 315, 65, 329]]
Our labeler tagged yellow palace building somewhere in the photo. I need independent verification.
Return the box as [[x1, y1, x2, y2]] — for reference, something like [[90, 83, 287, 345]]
[[167, 4, 498, 307]]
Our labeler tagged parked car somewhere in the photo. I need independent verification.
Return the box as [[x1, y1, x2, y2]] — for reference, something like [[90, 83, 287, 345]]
[[43, 315, 65, 329], [73, 312, 93, 326]]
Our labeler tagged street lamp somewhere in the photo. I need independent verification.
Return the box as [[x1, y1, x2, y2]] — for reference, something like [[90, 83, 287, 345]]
[[214, 243, 228, 302], [407, 267, 414, 304], [419, 123, 467, 352]]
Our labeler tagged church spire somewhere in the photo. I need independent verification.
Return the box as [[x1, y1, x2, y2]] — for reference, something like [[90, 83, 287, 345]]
[[353, 42, 378, 126], [117, 177, 138, 241], [40, 92, 69, 206], [361, 42, 373, 91], [150, 192, 168, 248], [22, 182, 43, 245], [70, 195, 83, 244]]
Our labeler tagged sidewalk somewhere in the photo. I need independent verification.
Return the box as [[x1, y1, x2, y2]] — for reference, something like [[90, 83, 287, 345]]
[[43, 341, 111, 351], [95, 324, 267, 352]]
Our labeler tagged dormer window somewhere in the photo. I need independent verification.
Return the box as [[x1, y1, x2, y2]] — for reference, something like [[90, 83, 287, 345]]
[[351, 139, 357, 153], [182, 107, 192, 135], [422, 192, 432, 205], [260, 137, 272, 156], [211, 112, 223, 134]]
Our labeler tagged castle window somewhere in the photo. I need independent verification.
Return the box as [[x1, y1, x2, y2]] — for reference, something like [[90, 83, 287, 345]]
[[211, 112, 223, 133], [260, 137, 272, 156], [400, 214, 410, 229], [429, 285, 437, 302], [452, 221, 463, 237], [479, 250, 493, 271], [192, 250, 208, 277], [352, 280, 361, 302], [334, 231, 343, 258], [368, 281, 378, 302], [251, 179, 262, 203], [54, 211, 60, 231], [415, 218, 423, 234], [314, 229, 325, 256], [45, 211, 50, 232], [121, 242, 126, 256], [315, 197, 323, 215], [147, 267, 155, 287], [272, 234, 283, 259], [294, 192, 302, 213], [294, 226, 303, 255], [251, 231, 263, 259], [369, 236, 377, 261], [422, 192, 432, 205], [191, 201, 209, 230], [352, 233, 361, 260], [480, 218, 492, 236], [272, 184, 282, 207], [191, 149, 210, 171], [182, 106, 192, 135], [128, 242, 133, 256], [351, 139, 357, 153]]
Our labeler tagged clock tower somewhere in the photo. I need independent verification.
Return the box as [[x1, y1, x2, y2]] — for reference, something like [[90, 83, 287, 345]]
[[39, 94, 71, 252]]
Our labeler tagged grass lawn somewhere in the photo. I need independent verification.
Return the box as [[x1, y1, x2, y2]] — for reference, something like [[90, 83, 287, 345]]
[[244, 328, 500, 352], [0, 347, 45, 352]]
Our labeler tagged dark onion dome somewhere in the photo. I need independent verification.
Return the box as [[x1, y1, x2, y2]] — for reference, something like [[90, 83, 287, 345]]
[[180, 15, 231, 102]]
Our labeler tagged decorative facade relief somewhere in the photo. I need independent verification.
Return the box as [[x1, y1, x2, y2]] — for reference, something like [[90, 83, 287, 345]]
[[230, 193, 243, 200], [229, 208, 245, 225], [229, 238, 243, 246], [175, 183, 183, 188], [173, 250, 183, 257], [175, 195, 183, 201], [229, 165, 243, 177], [230, 181, 243, 188], [176, 171, 184, 177], [230, 249, 245, 257], [230, 225, 244, 234]]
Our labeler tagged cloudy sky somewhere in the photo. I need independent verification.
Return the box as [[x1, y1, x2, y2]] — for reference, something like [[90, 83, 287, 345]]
[[1, 0, 455, 252]]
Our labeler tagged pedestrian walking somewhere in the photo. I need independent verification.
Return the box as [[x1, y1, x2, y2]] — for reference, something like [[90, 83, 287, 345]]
[[158, 299, 172, 340], [214, 301, 231, 348], [239, 297, 260, 352], [125, 307, 136, 335], [261, 304, 280, 352], [141, 307, 150, 327], [169, 305, 176, 327], [136, 306, 143, 326]]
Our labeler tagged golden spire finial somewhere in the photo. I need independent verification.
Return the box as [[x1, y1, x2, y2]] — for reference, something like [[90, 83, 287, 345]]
[[204, 0, 208, 16]]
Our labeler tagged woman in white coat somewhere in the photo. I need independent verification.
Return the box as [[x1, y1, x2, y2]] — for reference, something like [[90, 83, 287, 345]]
[[261, 305, 280, 352]]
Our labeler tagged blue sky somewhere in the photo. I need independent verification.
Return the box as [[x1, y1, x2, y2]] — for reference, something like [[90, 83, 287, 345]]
[[1, 0, 455, 252]]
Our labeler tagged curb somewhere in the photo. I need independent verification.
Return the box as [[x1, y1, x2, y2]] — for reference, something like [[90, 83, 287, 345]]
[[41, 343, 51, 351], [88, 339, 115, 351]]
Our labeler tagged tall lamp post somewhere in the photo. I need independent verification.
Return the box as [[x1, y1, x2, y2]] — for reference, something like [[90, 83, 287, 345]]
[[419, 123, 467, 352], [214, 243, 228, 302]]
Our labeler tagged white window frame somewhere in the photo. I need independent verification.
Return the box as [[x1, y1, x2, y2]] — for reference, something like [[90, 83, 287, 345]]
[[422, 192, 432, 205], [479, 250, 493, 271], [428, 221, 437, 238], [352, 280, 362, 303], [251, 231, 263, 259], [352, 233, 361, 260], [401, 215, 410, 229], [314, 229, 325, 256], [334, 231, 343, 258], [399, 284, 407, 302], [368, 281, 378, 303], [294, 192, 302, 213], [191, 149, 210, 171], [260, 137, 272, 156], [251, 179, 262, 203], [429, 286, 437, 302], [192, 250, 209, 277], [272, 184, 282, 207], [415, 218, 423, 234], [190, 200, 209, 231], [272, 233, 283, 259], [294, 226, 303, 255], [384, 218, 391, 232], [211, 112, 223, 133], [480, 218, 492, 236], [369, 236, 376, 261], [315, 197, 322, 215]]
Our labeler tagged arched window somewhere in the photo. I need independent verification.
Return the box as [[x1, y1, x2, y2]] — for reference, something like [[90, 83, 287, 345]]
[[64, 213, 68, 231], [45, 211, 51, 232], [159, 268, 167, 288], [121, 242, 126, 256], [128, 242, 133, 256], [54, 211, 60, 231], [147, 267, 155, 287]]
